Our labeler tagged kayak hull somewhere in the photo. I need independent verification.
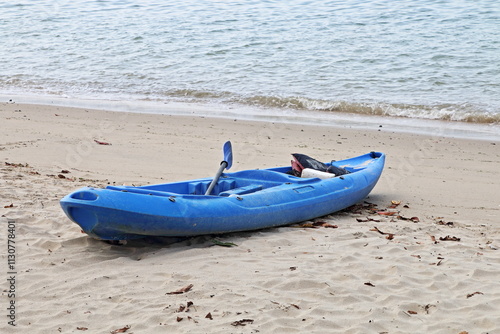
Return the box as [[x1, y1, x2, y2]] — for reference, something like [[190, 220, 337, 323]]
[[60, 152, 385, 240]]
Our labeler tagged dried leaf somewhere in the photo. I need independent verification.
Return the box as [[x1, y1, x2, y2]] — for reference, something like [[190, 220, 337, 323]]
[[110, 325, 131, 334], [176, 305, 186, 312], [357, 217, 382, 222], [211, 239, 238, 247], [94, 139, 112, 145], [299, 221, 338, 228], [370, 226, 394, 239], [466, 291, 483, 298], [377, 211, 397, 216], [424, 304, 435, 314], [458, 332, 469, 334], [312, 221, 337, 227], [439, 235, 460, 242], [407, 310, 417, 315], [342, 202, 378, 214], [436, 220, 454, 226], [397, 215, 420, 222], [298, 222, 317, 228], [166, 284, 193, 295], [389, 200, 401, 208], [291, 304, 300, 309], [289, 266, 297, 271], [76, 328, 88, 331], [61, 169, 70, 174], [321, 223, 338, 228], [176, 317, 183, 322], [430, 235, 438, 243], [5, 162, 29, 167], [186, 301, 194, 308], [364, 282, 375, 287], [231, 319, 254, 326], [205, 312, 213, 320], [4, 203, 14, 208]]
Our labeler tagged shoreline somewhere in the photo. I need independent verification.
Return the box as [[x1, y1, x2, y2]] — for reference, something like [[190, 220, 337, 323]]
[[1, 101, 499, 333], [2, 93, 499, 142]]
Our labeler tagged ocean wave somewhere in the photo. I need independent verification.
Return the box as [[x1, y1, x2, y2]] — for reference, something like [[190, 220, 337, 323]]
[[227, 94, 500, 124], [152, 89, 499, 124], [1, 80, 499, 124]]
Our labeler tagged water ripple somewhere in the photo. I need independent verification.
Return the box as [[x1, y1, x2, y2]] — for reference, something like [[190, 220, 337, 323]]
[[0, 0, 499, 123]]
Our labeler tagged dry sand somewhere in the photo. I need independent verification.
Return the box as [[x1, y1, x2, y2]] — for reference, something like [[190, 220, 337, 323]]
[[1, 102, 499, 333]]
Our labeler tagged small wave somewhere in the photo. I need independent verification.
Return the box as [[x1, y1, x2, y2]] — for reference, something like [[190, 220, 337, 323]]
[[165, 89, 233, 100], [103, 88, 500, 124], [232, 95, 500, 124], [2, 78, 498, 124]]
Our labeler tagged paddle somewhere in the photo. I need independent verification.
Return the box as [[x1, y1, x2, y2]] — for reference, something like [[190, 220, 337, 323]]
[[205, 141, 233, 195]]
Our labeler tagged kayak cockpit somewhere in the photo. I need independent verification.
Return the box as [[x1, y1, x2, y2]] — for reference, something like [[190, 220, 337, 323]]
[[104, 153, 381, 197], [106, 168, 312, 197]]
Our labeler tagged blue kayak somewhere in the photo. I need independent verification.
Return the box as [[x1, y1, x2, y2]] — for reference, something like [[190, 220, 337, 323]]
[[60, 152, 385, 240]]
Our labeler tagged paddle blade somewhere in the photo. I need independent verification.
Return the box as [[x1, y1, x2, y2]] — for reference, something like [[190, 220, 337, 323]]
[[223, 141, 233, 170]]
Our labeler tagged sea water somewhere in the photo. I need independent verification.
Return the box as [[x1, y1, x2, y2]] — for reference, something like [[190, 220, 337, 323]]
[[1, 0, 499, 127]]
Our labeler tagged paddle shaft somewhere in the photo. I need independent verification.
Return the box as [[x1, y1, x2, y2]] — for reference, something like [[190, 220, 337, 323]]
[[205, 161, 228, 195]]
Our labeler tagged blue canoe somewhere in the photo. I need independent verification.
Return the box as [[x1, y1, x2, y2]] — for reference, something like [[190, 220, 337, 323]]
[[60, 152, 385, 240]]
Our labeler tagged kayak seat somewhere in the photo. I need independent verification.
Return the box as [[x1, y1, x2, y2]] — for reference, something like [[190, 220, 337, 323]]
[[219, 184, 263, 197], [188, 180, 237, 195]]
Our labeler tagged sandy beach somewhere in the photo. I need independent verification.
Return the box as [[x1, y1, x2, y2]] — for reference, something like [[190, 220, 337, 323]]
[[1, 102, 499, 333]]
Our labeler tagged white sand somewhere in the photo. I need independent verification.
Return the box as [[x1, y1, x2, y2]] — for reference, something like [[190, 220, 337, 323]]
[[1, 102, 499, 333]]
